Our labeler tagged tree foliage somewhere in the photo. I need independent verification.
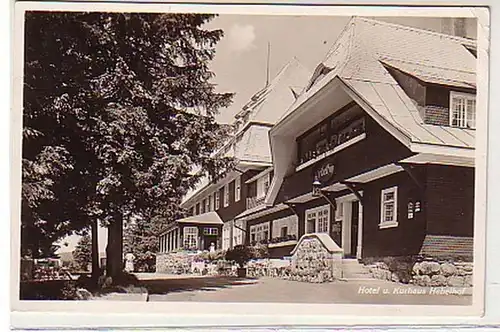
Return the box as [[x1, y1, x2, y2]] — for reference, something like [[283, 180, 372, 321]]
[[72, 234, 92, 271], [123, 212, 178, 272], [22, 12, 234, 259]]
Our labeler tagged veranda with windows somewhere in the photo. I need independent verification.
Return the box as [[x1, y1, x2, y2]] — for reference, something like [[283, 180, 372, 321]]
[[157, 211, 223, 254]]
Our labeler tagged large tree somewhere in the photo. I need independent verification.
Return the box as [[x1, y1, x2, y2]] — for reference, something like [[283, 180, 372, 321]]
[[22, 12, 234, 279]]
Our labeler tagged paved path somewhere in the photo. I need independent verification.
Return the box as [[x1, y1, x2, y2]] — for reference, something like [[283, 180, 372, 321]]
[[142, 275, 472, 305]]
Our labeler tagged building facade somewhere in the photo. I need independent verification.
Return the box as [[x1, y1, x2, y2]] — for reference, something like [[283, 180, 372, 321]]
[[157, 17, 477, 273], [242, 17, 476, 263], [155, 58, 311, 271]]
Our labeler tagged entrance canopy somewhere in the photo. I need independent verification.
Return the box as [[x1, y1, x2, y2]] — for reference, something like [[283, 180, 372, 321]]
[[285, 163, 404, 205], [176, 211, 224, 225]]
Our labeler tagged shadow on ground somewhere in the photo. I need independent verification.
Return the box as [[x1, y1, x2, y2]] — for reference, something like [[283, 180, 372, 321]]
[[138, 276, 258, 295]]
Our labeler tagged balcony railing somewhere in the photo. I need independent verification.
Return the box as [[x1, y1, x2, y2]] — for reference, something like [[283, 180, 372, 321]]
[[298, 117, 365, 165], [246, 196, 265, 209]]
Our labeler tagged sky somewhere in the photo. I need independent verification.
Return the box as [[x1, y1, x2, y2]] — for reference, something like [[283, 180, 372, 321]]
[[208, 15, 476, 124], [55, 14, 476, 255]]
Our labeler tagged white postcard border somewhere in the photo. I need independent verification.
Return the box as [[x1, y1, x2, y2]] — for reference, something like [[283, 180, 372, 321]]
[[9, 1, 492, 328]]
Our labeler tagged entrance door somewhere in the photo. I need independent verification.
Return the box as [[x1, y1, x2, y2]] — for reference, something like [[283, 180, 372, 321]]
[[350, 200, 359, 257]]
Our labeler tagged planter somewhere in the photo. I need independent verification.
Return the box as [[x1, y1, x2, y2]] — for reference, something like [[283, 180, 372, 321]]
[[237, 267, 247, 278]]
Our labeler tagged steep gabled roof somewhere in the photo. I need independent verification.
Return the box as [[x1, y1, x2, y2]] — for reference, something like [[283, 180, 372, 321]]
[[282, 17, 476, 151], [181, 58, 311, 207], [234, 57, 311, 126]]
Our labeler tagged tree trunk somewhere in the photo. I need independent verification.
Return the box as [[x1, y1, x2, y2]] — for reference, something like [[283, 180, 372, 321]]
[[106, 214, 124, 280], [90, 219, 100, 285]]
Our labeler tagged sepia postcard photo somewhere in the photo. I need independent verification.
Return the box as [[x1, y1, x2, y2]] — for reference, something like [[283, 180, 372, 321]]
[[10, 1, 490, 325]]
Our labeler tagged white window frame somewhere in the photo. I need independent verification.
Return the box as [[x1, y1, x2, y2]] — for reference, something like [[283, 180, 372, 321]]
[[407, 202, 414, 219], [379, 186, 398, 229], [256, 173, 270, 199], [235, 176, 241, 202], [224, 183, 230, 207], [203, 227, 218, 235], [249, 222, 270, 243], [205, 197, 210, 213], [305, 205, 330, 234], [449, 91, 476, 129], [183, 226, 199, 250], [208, 195, 213, 212], [215, 191, 220, 210]]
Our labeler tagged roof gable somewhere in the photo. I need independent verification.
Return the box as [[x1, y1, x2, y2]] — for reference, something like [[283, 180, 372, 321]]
[[282, 17, 476, 152], [236, 57, 311, 126]]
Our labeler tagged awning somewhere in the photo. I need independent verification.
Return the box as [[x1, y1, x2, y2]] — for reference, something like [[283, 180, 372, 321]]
[[284, 163, 404, 204], [346, 163, 404, 183], [398, 153, 474, 168], [234, 203, 290, 222], [176, 211, 223, 225]]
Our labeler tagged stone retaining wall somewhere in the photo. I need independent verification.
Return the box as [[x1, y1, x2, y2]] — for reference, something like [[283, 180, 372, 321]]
[[412, 260, 473, 287], [366, 258, 473, 287], [287, 234, 343, 283], [246, 259, 292, 278], [155, 252, 196, 274]]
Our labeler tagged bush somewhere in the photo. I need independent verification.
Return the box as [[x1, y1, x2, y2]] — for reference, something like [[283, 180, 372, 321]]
[[225, 245, 254, 268], [250, 243, 269, 259], [225, 245, 269, 268], [362, 255, 418, 284]]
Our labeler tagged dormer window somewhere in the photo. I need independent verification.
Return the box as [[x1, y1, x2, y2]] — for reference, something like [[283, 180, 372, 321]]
[[450, 91, 476, 129]]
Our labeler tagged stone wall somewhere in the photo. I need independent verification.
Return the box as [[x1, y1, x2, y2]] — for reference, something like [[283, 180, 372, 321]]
[[287, 233, 343, 283], [366, 257, 473, 287], [155, 252, 196, 274], [246, 259, 292, 278], [412, 260, 473, 287]]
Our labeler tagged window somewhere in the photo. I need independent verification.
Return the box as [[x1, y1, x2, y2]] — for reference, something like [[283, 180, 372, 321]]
[[222, 225, 230, 250], [317, 208, 330, 233], [188, 207, 194, 216], [380, 186, 398, 229], [233, 222, 244, 246], [280, 226, 288, 237], [306, 211, 317, 233], [305, 205, 330, 234], [183, 227, 198, 250], [256, 173, 270, 199], [335, 202, 344, 220], [208, 195, 212, 212], [201, 199, 206, 214], [235, 176, 241, 202], [195, 203, 200, 215], [224, 183, 230, 207], [215, 191, 220, 210], [407, 202, 414, 219], [249, 222, 270, 243], [415, 201, 421, 213], [450, 91, 476, 129], [203, 227, 218, 235]]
